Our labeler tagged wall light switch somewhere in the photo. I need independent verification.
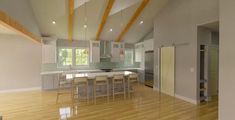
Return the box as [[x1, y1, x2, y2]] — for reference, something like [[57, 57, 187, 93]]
[[190, 67, 195, 72]]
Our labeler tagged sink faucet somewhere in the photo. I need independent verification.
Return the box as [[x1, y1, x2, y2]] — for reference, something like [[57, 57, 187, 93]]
[[69, 65, 72, 70]]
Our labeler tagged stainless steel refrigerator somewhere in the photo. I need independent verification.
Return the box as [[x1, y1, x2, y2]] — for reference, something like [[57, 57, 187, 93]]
[[144, 51, 154, 87]]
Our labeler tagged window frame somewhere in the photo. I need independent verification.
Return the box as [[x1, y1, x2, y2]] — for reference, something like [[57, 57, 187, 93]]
[[57, 47, 90, 68]]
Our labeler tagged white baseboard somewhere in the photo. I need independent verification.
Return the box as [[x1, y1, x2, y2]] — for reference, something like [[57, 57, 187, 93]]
[[175, 94, 198, 105], [0, 87, 41, 93]]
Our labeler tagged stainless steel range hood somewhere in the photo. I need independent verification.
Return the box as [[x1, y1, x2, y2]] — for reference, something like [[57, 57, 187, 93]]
[[100, 40, 112, 59]]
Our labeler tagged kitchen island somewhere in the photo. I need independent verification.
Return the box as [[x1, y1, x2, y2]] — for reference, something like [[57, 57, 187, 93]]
[[41, 69, 140, 90]]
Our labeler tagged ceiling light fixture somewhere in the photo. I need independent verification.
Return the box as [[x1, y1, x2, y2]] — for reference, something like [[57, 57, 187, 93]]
[[83, 24, 87, 28], [140, 21, 144, 25], [52, 21, 56, 24], [110, 28, 113, 32]]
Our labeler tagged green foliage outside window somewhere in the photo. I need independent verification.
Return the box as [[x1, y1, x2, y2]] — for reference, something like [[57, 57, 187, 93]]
[[58, 48, 72, 66], [75, 49, 89, 65], [58, 48, 89, 67]]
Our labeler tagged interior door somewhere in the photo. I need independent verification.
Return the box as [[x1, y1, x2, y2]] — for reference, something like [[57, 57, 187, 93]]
[[160, 46, 175, 96]]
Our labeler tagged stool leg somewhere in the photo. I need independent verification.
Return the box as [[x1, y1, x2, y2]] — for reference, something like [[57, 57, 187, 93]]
[[71, 86, 74, 103], [86, 82, 89, 104], [107, 81, 109, 103], [128, 80, 130, 98], [56, 94, 59, 103], [123, 79, 126, 99], [113, 80, 115, 101], [94, 81, 96, 104]]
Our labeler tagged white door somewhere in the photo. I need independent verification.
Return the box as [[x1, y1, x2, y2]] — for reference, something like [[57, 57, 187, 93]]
[[160, 46, 175, 96]]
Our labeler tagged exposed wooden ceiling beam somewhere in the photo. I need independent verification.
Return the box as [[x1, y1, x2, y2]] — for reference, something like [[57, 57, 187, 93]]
[[68, 0, 74, 42], [96, 0, 115, 40], [116, 0, 149, 42], [0, 10, 41, 44]]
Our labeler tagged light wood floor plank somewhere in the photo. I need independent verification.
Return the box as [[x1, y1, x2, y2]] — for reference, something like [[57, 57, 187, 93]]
[[0, 85, 218, 120]]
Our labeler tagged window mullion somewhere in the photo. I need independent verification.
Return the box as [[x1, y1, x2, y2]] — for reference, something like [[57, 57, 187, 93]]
[[72, 48, 76, 67]]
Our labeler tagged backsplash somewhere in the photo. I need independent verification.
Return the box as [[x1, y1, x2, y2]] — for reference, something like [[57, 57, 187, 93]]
[[41, 62, 140, 72]]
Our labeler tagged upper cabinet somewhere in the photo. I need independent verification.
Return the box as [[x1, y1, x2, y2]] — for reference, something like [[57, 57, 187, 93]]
[[144, 39, 154, 51], [42, 37, 57, 64], [135, 42, 144, 62], [111, 42, 125, 62], [90, 41, 100, 63], [135, 39, 154, 69]]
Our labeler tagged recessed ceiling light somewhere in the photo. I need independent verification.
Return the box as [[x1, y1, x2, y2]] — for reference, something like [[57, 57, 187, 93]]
[[83, 24, 87, 28], [140, 21, 144, 24], [109, 28, 113, 32], [52, 21, 56, 24]]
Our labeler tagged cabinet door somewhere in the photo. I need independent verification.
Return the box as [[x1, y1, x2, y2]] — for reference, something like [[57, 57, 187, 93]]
[[119, 43, 125, 61], [90, 41, 100, 63], [111, 42, 121, 62], [144, 39, 154, 51], [42, 75, 55, 90]]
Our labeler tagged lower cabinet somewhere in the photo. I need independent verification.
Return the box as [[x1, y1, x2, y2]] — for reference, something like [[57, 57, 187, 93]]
[[137, 69, 145, 84], [42, 74, 59, 90]]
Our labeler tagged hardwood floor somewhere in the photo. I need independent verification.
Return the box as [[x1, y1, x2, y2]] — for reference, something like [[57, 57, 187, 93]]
[[0, 85, 218, 120]]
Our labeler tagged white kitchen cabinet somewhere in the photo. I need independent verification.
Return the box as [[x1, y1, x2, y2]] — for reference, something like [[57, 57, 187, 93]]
[[135, 42, 145, 69], [90, 41, 100, 63], [135, 42, 144, 62], [42, 74, 56, 90], [41, 74, 59, 90], [111, 42, 124, 62], [42, 39, 57, 64], [144, 39, 154, 51]]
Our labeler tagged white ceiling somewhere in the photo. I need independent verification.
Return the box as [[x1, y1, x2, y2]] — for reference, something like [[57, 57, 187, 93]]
[[0, 24, 18, 35], [29, 0, 169, 43]]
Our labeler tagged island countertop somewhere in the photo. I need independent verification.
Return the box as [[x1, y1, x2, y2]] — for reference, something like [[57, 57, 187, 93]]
[[66, 71, 134, 80], [40, 68, 142, 75]]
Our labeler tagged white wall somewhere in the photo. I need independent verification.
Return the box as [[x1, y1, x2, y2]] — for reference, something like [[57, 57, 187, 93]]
[[0, 34, 42, 91], [0, 0, 41, 36], [219, 0, 235, 119], [154, 0, 219, 103]]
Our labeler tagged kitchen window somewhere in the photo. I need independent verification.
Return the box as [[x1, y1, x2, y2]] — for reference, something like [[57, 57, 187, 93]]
[[75, 48, 89, 66], [58, 48, 73, 66], [124, 49, 134, 65], [57, 47, 89, 67]]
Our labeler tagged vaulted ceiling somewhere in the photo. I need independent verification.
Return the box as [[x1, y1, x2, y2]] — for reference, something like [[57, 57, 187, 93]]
[[29, 0, 168, 43]]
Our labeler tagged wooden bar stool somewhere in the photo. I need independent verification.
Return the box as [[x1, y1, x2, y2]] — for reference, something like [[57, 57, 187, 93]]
[[127, 73, 139, 98], [94, 76, 109, 104], [112, 74, 125, 100], [56, 74, 72, 103], [72, 77, 89, 103]]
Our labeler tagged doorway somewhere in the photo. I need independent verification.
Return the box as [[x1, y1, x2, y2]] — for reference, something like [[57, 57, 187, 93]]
[[144, 51, 154, 88], [160, 46, 175, 96], [198, 21, 219, 103]]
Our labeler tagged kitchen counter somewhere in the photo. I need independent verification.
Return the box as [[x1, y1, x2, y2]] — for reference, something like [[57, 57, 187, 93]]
[[113, 68, 144, 71], [40, 69, 102, 75], [40, 68, 142, 75], [66, 71, 134, 79], [41, 68, 142, 90]]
